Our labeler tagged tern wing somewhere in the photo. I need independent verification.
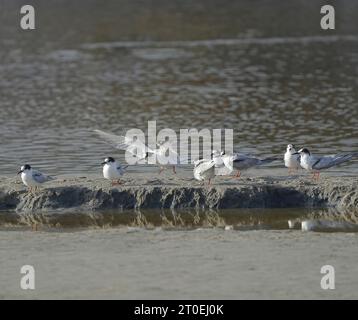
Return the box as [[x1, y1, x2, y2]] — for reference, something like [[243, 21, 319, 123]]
[[232, 153, 260, 169], [94, 129, 132, 150], [157, 141, 178, 154], [94, 129, 155, 160], [232, 153, 252, 161], [155, 141, 181, 164], [196, 159, 216, 172], [194, 159, 206, 167], [232, 153, 278, 170], [194, 158, 214, 168], [258, 156, 279, 165], [312, 153, 358, 170], [221, 154, 234, 171], [32, 171, 54, 183]]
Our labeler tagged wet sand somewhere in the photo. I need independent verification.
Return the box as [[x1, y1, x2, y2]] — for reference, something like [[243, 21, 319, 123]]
[[1, 171, 357, 299], [1, 227, 357, 300], [1, 172, 357, 212]]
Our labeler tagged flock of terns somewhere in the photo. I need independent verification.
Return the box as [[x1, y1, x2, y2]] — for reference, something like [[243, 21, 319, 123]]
[[17, 130, 358, 191], [195, 144, 357, 185]]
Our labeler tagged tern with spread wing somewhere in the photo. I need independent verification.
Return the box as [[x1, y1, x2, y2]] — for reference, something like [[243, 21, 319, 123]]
[[94, 129, 153, 161], [193, 159, 216, 186], [94, 129, 179, 174]]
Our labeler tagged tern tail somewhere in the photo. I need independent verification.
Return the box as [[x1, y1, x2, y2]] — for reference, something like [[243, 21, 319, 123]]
[[260, 157, 279, 164]]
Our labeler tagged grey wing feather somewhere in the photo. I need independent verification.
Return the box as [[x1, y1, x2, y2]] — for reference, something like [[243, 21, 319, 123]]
[[94, 129, 131, 150], [259, 156, 279, 165], [232, 153, 248, 161], [232, 153, 278, 170], [32, 171, 54, 183], [232, 153, 260, 169], [232, 153, 252, 163], [313, 153, 358, 170], [94, 129, 155, 157]]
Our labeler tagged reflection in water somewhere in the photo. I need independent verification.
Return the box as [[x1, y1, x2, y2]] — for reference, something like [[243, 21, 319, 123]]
[[1, 207, 358, 233], [301, 220, 358, 232], [289, 208, 358, 232]]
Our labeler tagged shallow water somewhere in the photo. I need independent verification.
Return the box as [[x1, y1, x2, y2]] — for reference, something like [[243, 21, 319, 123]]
[[1, 227, 358, 299], [0, 0, 357, 176], [1, 207, 358, 233]]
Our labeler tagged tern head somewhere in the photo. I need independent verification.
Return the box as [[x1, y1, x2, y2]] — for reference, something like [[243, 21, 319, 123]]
[[101, 157, 115, 165], [286, 144, 296, 153], [296, 148, 310, 156], [211, 150, 221, 158], [18, 164, 31, 174]]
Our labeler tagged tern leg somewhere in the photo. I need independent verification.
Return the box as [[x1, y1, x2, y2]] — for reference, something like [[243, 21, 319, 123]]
[[158, 167, 164, 175], [311, 171, 320, 181], [111, 180, 122, 186], [172, 166, 176, 174], [229, 170, 241, 179]]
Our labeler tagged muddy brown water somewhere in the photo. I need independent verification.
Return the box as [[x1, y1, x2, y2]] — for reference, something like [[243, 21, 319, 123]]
[[0, 1, 357, 176]]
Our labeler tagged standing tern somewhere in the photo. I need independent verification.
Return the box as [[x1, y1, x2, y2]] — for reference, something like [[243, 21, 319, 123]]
[[193, 159, 216, 186], [284, 144, 301, 174], [294, 148, 358, 180], [101, 157, 127, 185], [212, 150, 233, 176], [154, 140, 180, 174], [18, 164, 55, 192], [213, 151, 278, 178]]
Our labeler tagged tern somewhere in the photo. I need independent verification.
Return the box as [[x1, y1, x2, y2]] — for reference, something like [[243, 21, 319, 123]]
[[294, 148, 358, 180], [212, 151, 278, 178], [212, 150, 233, 176], [284, 144, 301, 174], [193, 159, 216, 186], [101, 157, 127, 185], [18, 164, 54, 192], [94, 129, 178, 174]]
